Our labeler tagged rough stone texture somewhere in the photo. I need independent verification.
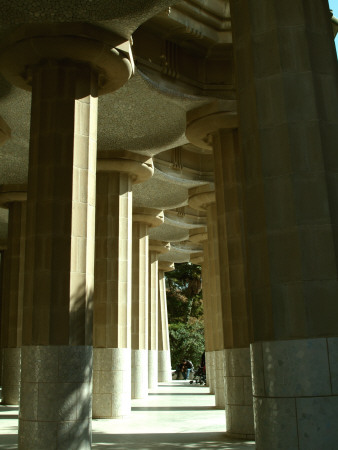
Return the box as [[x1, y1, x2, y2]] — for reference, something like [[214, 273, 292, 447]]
[[214, 349, 225, 408], [158, 350, 171, 383], [148, 349, 158, 389], [19, 346, 92, 450], [224, 348, 254, 438], [131, 349, 148, 399], [251, 338, 338, 449], [1, 347, 21, 405], [93, 347, 131, 418]]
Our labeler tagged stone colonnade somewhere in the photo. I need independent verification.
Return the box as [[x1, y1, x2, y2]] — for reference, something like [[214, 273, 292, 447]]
[[148, 240, 170, 389], [158, 261, 174, 382], [0, 23, 134, 448], [131, 208, 164, 398], [92, 151, 153, 418]]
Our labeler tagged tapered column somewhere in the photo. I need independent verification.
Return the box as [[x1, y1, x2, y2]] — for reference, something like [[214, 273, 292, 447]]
[[93, 153, 154, 418], [0, 186, 26, 405], [158, 261, 174, 382], [189, 187, 224, 406], [0, 24, 134, 449], [148, 240, 170, 389], [131, 208, 163, 398], [229, 1, 338, 448]]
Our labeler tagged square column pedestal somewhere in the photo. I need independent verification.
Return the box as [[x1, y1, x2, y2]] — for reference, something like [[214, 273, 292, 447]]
[[251, 338, 338, 449], [19, 346, 92, 449]]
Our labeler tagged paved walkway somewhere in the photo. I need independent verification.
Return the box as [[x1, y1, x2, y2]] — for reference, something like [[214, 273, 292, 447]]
[[0, 381, 255, 449]]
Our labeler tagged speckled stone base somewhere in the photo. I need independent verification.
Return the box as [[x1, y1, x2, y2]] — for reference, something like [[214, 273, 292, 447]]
[[93, 347, 131, 418], [148, 349, 158, 389], [131, 349, 148, 399], [18, 345, 92, 450], [206, 351, 216, 394], [158, 350, 171, 382], [215, 349, 225, 408], [224, 347, 254, 439], [2, 347, 21, 405], [251, 338, 338, 449]]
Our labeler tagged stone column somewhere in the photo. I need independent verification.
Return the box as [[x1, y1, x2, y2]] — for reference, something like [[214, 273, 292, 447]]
[[187, 104, 254, 437], [0, 185, 26, 405], [189, 186, 224, 406], [93, 153, 153, 418], [158, 261, 174, 383], [148, 240, 170, 389], [131, 208, 163, 398], [229, 1, 338, 448], [0, 23, 134, 449]]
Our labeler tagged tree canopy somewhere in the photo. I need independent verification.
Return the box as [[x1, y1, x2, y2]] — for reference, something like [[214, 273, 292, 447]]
[[166, 262, 204, 368]]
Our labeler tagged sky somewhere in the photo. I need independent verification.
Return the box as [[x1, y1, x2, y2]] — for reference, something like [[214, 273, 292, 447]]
[[329, 0, 338, 52]]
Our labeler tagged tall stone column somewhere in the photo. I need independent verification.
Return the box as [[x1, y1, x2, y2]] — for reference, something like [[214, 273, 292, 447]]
[[0, 185, 26, 405], [228, 1, 338, 448], [131, 208, 163, 399], [191, 249, 212, 390], [158, 261, 174, 382], [148, 240, 170, 389], [93, 153, 153, 418], [189, 186, 224, 406], [0, 23, 134, 449], [187, 104, 254, 438]]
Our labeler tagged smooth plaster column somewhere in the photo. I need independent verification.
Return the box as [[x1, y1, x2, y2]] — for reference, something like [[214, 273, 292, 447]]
[[229, 1, 338, 448], [131, 208, 163, 399], [158, 261, 174, 382], [0, 25, 134, 449], [0, 186, 26, 405], [189, 187, 224, 405], [93, 153, 154, 418], [148, 240, 170, 389]]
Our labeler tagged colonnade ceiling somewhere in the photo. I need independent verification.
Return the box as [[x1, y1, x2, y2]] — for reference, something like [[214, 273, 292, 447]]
[[0, 0, 233, 263]]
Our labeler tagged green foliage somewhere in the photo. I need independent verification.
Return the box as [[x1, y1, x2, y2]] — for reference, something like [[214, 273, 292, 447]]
[[169, 320, 205, 369], [166, 262, 205, 369]]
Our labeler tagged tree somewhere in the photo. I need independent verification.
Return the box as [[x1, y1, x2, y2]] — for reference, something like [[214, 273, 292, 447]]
[[166, 262, 204, 368]]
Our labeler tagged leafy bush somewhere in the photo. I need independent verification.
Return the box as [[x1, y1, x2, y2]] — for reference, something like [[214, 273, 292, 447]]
[[166, 262, 205, 369]]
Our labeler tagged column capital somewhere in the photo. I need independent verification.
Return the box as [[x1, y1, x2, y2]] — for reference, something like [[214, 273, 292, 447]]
[[0, 116, 11, 146], [0, 23, 134, 95], [133, 207, 164, 228], [97, 150, 154, 184], [0, 184, 27, 208], [158, 261, 175, 272], [186, 101, 238, 151], [149, 240, 170, 254], [190, 252, 204, 265], [188, 183, 215, 211], [189, 226, 208, 244]]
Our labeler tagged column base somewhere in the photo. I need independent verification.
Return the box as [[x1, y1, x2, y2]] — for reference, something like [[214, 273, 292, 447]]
[[2, 347, 21, 405], [251, 338, 338, 450], [158, 350, 171, 382], [131, 349, 148, 399], [206, 351, 216, 394], [224, 347, 254, 438], [148, 349, 158, 389], [215, 349, 225, 408], [19, 345, 92, 450], [93, 347, 131, 418], [224, 432, 255, 441]]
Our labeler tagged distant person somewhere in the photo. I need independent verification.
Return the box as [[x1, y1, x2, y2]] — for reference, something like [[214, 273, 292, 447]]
[[174, 360, 185, 379], [182, 359, 194, 380]]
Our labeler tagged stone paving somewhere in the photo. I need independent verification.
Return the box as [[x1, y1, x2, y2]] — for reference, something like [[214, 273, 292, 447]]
[[0, 381, 256, 449]]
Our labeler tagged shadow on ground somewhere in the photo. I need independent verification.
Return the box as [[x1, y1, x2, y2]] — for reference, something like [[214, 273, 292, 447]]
[[92, 432, 255, 449]]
